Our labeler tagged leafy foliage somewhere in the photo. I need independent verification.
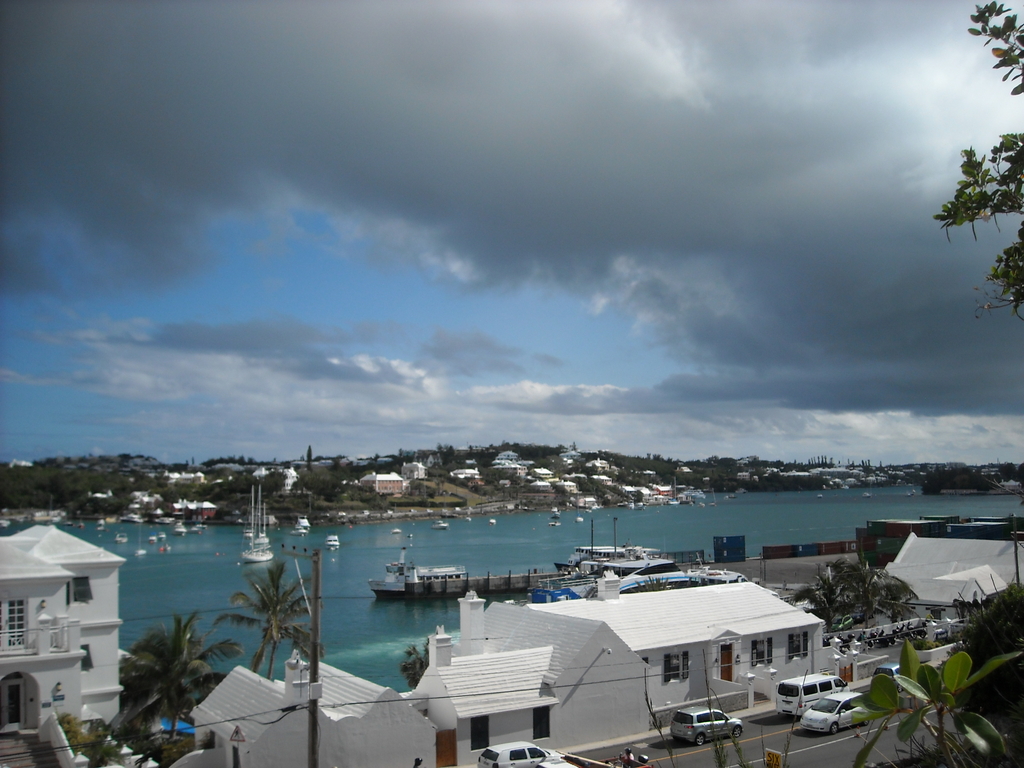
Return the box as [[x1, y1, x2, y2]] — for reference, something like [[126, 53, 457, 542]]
[[215, 560, 311, 678], [798, 557, 917, 626], [120, 613, 241, 734], [955, 582, 1024, 713], [853, 640, 1021, 768], [400, 640, 429, 689], [935, 3, 1024, 317]]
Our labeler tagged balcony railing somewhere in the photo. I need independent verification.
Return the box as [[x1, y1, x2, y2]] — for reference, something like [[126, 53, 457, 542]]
[[0, 622, 70, 656]]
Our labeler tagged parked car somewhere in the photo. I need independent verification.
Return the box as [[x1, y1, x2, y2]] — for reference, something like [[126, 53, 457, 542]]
[[477, 742, 565, 768], [799, 691, 863, 734], [775, 673, 849, 716], [873, 661, 902, 691], [669, 706, 743, 745]]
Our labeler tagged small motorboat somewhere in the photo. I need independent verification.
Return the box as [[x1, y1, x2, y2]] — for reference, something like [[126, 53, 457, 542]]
[[488, 519, 496, 525], [431, 520, 449, 530], [391, 528, 402, 534], [114, 533, 129, 544], [325, 534, 340, 550]]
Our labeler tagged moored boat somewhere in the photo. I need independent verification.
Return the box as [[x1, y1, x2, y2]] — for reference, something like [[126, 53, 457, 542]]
[[325, 534, 340, 550], [241, 485, 273, 564], [369, 548, 468, 599], [431, 520, 449, 530]]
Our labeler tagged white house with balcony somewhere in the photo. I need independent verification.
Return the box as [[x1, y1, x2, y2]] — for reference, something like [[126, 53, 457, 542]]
[[0, 526, 124, 731]]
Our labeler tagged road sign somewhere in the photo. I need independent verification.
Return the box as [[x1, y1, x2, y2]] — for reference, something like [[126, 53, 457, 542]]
[[765, 749, 782, 768], [230, 726, 246, 743]]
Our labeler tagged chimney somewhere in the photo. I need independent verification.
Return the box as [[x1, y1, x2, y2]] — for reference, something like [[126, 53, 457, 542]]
[[596, 570, 621, 601], [429, 625, 452, 667], [283, 650, 308, 703], [459, 590, 486, 656]]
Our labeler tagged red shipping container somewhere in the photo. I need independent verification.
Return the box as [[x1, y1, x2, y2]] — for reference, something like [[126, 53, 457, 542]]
[[859, 535, 877, 552]]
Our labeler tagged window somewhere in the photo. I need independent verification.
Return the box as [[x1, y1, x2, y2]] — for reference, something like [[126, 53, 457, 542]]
[[470, 715, 489, 751], [787, 631, 809, 661], [663, 651, 689, 683], [81, 645, 93, 671], [766, 637, 773, 664], [2, 599, 26, 651], [751, 639, 764, 667], [71, 577, 93, 603], [533, 706, 550, 740]]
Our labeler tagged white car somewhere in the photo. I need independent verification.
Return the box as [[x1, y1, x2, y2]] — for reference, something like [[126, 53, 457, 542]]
[[799, 691, 862, 734], [477, 742, 565, 768]]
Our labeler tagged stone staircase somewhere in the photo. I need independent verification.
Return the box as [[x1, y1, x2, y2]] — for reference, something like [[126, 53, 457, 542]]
[[0, 732, 65, 768]]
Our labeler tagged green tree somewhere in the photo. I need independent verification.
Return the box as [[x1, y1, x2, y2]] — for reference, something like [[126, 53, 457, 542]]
[[935, 3, 1024, 317], [120, 613, 241, 736], [955, 582, 1024, 713], [853, 639, 1020, 768], [833, 557, 917, 626], [792, 570, 850, 629], [215, 560, 310, 678], [399, 640, 429, 689]]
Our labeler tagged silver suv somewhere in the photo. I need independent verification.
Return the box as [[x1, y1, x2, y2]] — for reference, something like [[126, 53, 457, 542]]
[[669, 706, 743, 745]]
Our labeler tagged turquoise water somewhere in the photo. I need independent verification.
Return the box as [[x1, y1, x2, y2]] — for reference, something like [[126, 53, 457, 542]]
[[6, 487, 1020, 691]]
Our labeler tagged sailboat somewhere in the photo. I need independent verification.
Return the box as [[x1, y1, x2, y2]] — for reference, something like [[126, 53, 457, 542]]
[[241, 486, 273, 564], [134, 520, 146, 557], [708, 489, 717, 508]]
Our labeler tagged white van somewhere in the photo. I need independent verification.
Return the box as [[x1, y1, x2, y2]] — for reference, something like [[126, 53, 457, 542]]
[[775, 673, 848, 716]]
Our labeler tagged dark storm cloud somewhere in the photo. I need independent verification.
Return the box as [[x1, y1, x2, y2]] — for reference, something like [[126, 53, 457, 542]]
[[2, 0, 1021, 423], [420, 329, 525, 376]]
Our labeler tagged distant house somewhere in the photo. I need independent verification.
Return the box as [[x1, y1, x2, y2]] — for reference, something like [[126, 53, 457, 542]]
[[402, 462, 427, 480], [359, 472, 407, 495], [0, 527, 124, 729], [450, 468, 481, 481], [495, 451, 520, 463], [192, 656, 436, 768]]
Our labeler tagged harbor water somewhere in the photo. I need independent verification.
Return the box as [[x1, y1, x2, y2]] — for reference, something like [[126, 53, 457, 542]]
[[5, 487, 1020, 692]]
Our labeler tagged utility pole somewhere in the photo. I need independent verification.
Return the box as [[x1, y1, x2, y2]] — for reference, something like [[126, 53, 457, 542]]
[[308, 549, 321, 768]]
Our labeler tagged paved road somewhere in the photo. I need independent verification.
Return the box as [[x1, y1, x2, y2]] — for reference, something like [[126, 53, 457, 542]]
[[574, 708, 907, 768]]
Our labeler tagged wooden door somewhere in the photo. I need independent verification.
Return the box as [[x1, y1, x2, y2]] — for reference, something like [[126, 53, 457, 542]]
[[436, 728, 457, 767], [720, 644, 733, 682]]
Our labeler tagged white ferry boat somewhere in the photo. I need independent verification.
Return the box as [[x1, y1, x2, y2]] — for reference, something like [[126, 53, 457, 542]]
[[555, 544, 661, 572], [369, 548, 468, 599]]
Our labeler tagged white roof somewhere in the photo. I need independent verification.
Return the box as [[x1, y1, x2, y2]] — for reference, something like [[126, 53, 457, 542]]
[[530, 582, 819, 651], [436, 646, 555, 718], [907, 566, 1007, 605], [479, 602, 605, 685], [193, 667, 286, 743], [319, 664, 390, 721], [4, 525, 125, 567], [887, 533, 1019, 584], [0, 540, 73, 582]]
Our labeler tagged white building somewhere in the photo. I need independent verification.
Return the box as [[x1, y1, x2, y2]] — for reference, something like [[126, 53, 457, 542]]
[[402, 462, 427, 480], [0, 526, 124, 730], [885, 533, 1021, 618], [412, 581, 822, 765], [191, 655, 436, 768]]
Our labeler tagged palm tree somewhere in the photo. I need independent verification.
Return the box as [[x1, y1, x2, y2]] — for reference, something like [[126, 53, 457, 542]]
[[792, 570, 849, 629], [833, 557, 917, 626], [399, 640, 429, 689], [215, 560, 310, 678], [120, 613, 241, 736]]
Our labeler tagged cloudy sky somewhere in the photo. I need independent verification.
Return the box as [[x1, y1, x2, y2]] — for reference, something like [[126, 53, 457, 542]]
[[2, 0, 1023, 466]]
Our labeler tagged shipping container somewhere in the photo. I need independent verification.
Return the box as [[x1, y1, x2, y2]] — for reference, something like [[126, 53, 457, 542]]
[[713, 535, 746, 548], [793, 544, 820, 557], [762, 544, 795, 560], [714, 550, 746, 563], [817, 541, 845, 556], [876, 553, 897, 567], [867, 520, 889, 536], [919, 514, 960, 525], [858, 535, 877, 552], [875, 536, 905, 554]]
